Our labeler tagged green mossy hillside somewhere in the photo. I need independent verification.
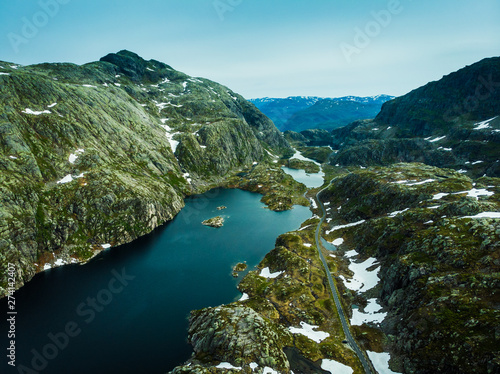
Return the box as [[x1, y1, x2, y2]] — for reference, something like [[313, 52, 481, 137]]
[[0, 51, 292, 296]]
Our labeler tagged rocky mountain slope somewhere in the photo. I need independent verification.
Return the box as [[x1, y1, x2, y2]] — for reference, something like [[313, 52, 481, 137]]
[[324, 57, 500, 178], [251, 96, 393, 132], [320, 164, 500, 373], [0, 50, 291, 296]]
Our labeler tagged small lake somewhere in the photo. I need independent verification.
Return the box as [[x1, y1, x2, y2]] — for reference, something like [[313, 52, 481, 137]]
[[282, 167, 325, 188], [1, 189, 311, 374], [281, 149, 325, 188]]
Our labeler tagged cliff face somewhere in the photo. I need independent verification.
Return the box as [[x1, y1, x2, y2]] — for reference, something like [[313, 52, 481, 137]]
[[0, 50, 291, 296]]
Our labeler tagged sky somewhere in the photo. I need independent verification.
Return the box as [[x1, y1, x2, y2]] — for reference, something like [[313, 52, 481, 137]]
[[0, 0, 499, 99]]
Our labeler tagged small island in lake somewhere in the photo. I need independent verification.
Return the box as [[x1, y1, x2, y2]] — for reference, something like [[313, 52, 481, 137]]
[[232, 262, 247, 277], [216, 205, 227, 210], [202, 216, 224, 228]]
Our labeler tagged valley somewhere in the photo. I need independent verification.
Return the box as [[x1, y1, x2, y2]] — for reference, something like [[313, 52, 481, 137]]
[[0, 52, 498, 374]]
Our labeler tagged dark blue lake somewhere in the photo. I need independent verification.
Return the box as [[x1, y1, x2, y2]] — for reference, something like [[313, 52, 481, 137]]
[[1, 188, 311, 374]]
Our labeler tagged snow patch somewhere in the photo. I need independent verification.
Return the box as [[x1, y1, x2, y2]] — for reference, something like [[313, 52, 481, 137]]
[[22, 108, 51, 115], [460, 212, 500, 219], [454, 188, 494, 200], [427, 136, 446, 143], [298, 224, 313, 231], [183, 172, 192, 184], [101, 244, 111, 249], [216, 362, 241, 370], [341, 251, 380, 292], [288, 322, 330, 343], [259, 267, 283, 279], [406, 179, 435, 186], [239, 293, 249, 301], [367, 351, 400, 374], [56, 173, 85, 185], [326, 220, 366, 234], [160, 124, 180, 153], [388, 208, 409, 217], [432, 193, 449, 200], [473, 116, 498, 130], [351, 298, 387, 325], [262, 368, 279, 374], [69, 149, 84, 164], [331, 238, 344, 246], [310, 198, 318, 209], [321, 359, 353, 374]]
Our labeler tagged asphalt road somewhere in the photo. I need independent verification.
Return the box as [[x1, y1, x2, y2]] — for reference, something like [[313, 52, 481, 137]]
[[314, 183, 375, 374]]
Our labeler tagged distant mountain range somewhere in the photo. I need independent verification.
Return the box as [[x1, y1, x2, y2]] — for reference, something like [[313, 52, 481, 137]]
[[250, 95, 394, 132]]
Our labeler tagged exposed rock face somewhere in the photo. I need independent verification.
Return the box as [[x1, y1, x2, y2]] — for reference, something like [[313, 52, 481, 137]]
[[171, 305, 291, 373], [0, 50, 291, 296]]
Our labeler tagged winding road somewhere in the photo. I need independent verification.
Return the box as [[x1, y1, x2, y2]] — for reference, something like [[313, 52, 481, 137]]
[[313, 182, 375, 374]]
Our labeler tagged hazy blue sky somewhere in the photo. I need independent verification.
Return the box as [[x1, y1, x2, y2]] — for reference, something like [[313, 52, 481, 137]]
[[1, 0, 499, 98]]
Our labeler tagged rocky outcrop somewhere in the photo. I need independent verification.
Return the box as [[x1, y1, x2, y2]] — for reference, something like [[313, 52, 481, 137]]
[[171, 305, 291, 373]]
